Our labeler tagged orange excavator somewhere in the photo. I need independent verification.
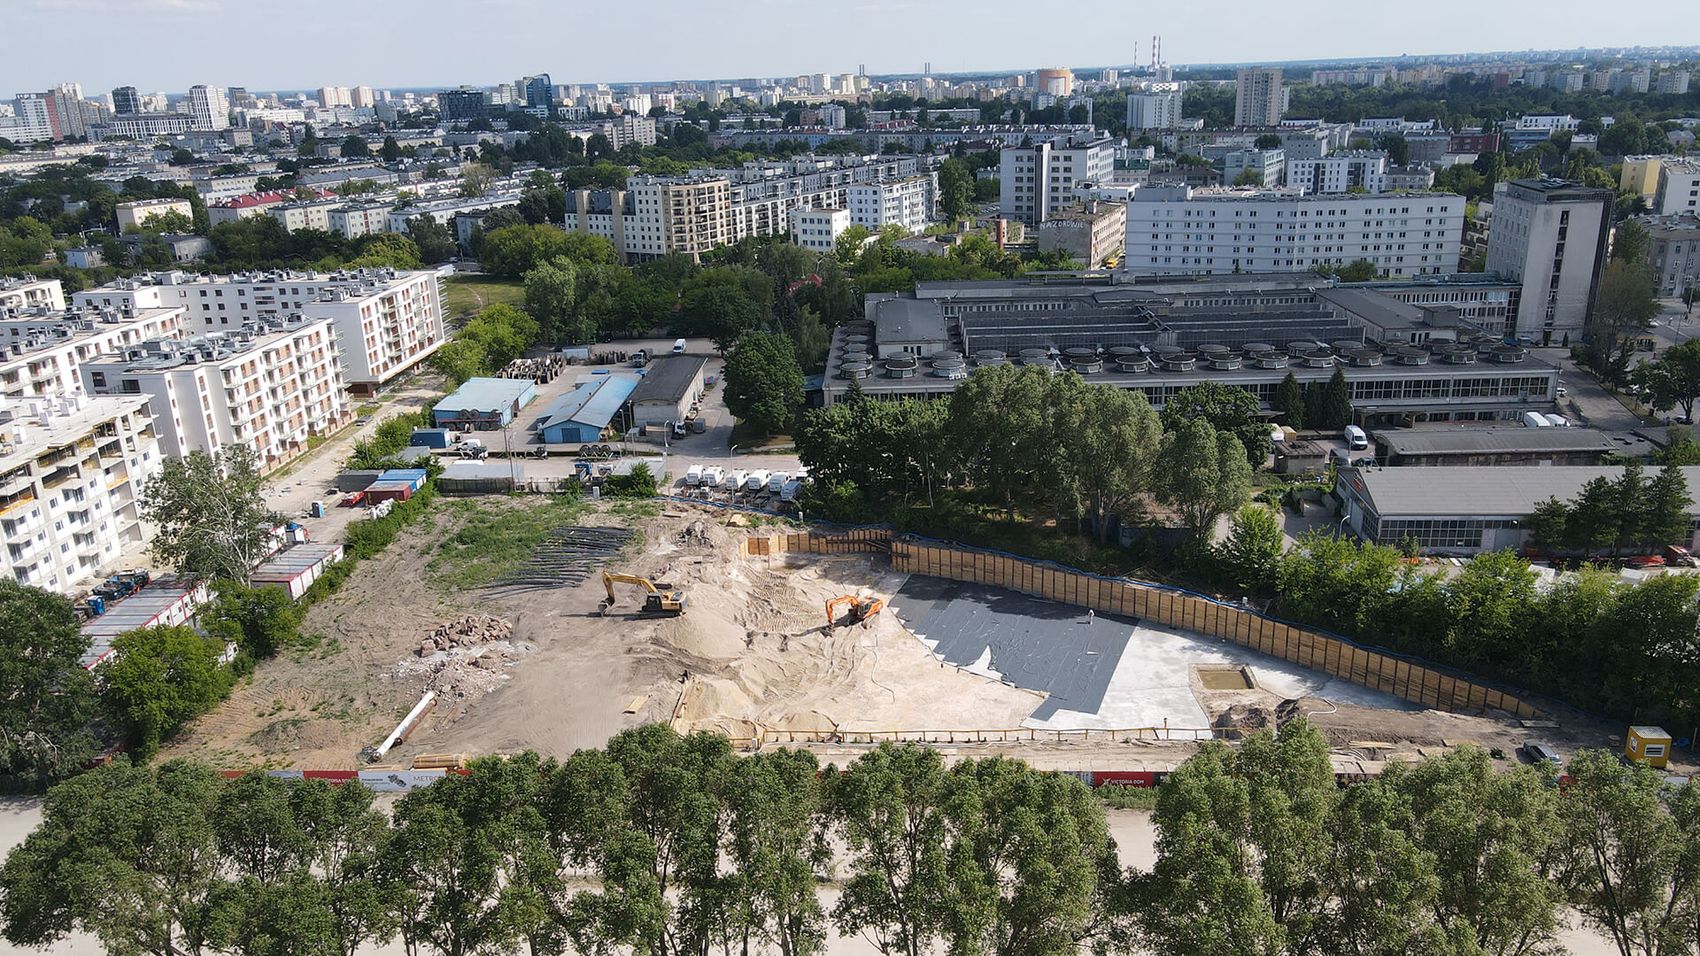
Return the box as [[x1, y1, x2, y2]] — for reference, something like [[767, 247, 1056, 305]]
[[825, 594, 885, 629]]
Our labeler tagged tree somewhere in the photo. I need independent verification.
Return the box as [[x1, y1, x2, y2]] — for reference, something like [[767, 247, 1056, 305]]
[[459, 161, 496, 198], [479, 223, 570, 277], [1309, 368, 1354, 431], [1274, 372, 1305, 428], [339, 135, 370, 158], [723, 750, 831, 956], [830, 744, 953, 956], [346, 233, 422, 270], [518, 183, 567, 226], [406, 215, 458, 264], [723, 330, 805, 435], [1588, 261, 1659, 372], [380, 135, 402, 163], [202, 581, 302, 661], [0, 761, 224, 955], [1527, 496, 1571, 554], [1160, 418, 1253, 541], [1634, 339, 1700, 420], [523, 256, 585, 344], [1053, 380, 1162, 542], [1612, 217, 1651, 265], [937, 158, 974, 220], [680, 267, 771, 352], [1215, 505, 1284, 594], [1642, 462, 1693, 550], [1160, 381, 1270, 468], [1254, 133, 1283, 150], [103, 624, 232, 761], [140, 445, 282, 585], [1559, 750, 1700, 956], [946, 365, 1056, 519], [0, 582, 97, 783]]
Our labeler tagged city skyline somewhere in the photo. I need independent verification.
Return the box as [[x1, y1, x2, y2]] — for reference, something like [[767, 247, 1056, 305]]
[[5, 0, 1699, 94]]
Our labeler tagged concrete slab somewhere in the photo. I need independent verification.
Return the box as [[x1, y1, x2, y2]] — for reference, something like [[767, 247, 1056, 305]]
[[889, 576, 1420, 733]]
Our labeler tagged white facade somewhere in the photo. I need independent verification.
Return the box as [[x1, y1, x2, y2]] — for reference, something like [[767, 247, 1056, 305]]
[[1126, 92, 1183, 131], [1223, 148, 1284, 187], [999, 138, 1115, 225], [1516, 114, 1579, 132], [73, 269, 445, 392], [847, 175, 937, 233], [187, 85, 229, 131], [0, 305, 188, 399], [115, 197, 193, 232], [0, 394, 161, 595], [1285, 151, 1389, 194], [1653, 161, 1700, 217], [328, 202, 394, 239], [1122, 186, 1464, 280], [0, 277, 66, 313], [789, 208, 850, 252], [268, 199, 341, 233], [1485, 179, 1612, 342], [80, 318, 350, 473]]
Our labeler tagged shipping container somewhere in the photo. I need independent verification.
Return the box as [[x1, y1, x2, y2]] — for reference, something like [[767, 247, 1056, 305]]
[[251, 543, 346, 600]]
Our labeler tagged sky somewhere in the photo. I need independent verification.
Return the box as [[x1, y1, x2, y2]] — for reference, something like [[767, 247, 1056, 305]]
[[4, 0, 1700, 95]]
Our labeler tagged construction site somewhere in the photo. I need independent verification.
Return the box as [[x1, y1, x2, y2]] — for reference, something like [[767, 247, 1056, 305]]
[[156, 494, 1634, 778]]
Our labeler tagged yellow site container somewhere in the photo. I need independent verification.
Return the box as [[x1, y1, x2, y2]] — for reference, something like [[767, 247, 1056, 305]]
[[1625, 726, 1672, 769]]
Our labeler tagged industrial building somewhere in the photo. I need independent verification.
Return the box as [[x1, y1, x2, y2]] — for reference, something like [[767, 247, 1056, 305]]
[[820, 273, 1558, 427], [1335, 465, 1700, 554], [1373, 427, 1653, 466], [1485, 178, 1611, 344], [535, 374, 639, 443], [433, 377, 537, 431], [628, 357, 707, 428], [0, 394, 161, 596]]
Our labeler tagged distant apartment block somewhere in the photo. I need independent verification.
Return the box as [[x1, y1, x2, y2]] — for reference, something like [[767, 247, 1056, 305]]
[[187, 85, 229, 131], [328, 201, 395, 239], [1234, 68, 1284, 126], [847, 175, 938, 233], [115, 198, 193, 232], [1653, 160, 1700, 216], [0, 394, 162, 595], [1122, 186, 1464, 279], [268, 198, 342, 233], [73, 269, 445, 393], [1485, 178, 1612, 343], [1223, 148, 1284, 187], [1285, 151, 1388, 194], [1126, 92, 1183, 131], [1642, 213, 1700, 297], [80, 317, 350, 473]]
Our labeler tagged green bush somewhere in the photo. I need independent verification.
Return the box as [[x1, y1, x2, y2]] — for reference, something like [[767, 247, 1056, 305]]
[[604, 463, 657, 499]]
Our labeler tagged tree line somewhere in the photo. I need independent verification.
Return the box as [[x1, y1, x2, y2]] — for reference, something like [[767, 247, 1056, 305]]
[[1527, 461, 1693, 557], [4, 722, 1697, 956]]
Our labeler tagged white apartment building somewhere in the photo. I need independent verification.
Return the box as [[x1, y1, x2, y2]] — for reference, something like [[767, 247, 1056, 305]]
[[0, 394, 161, 595], [999, 137, 1116, 225], [847, 175, 938, 233], [328, 201, 394, 239], [789, 208, 850, 252], [1126, 92, 1183, 131], [1516, 114, 1579, 132], [386, 193, 521, 233], [73, 269, 445, 393], [0, 303, 188, 399], [102, 113, 192, 139], [1223, 148, 1284, 187], [0, 276, 66, 312], [1653, 160, 1700, 216], [115, 197, 193, 232], [268, 198, 342, 233], [187, 85, 229, 131], [1658, 71, 1691, 95], [1122, 185, 1465, 280], [1485, 178, 1612, 343], [1285, 151, 1389, 194], [1235, 68, 1284, 127], [80, 317, 350, 473]]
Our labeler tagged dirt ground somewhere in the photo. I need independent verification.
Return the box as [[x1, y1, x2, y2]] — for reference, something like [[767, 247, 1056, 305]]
[[162, 499, 1677, 778]]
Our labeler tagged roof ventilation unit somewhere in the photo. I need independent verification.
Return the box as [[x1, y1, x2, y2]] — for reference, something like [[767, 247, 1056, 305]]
[[973, 349, 1007, 367], [1069, 355, 1104, 374], [931, 356, 967, 380], [1115, 355, 1151, 373], [883, 356, 918, 379], [1345, 348, 1382, 367], [1018, 348, 1052, 367], [840, 361, 872, 380], [1490, 345, 1527, 364], [1390, 346, 1428, 366]]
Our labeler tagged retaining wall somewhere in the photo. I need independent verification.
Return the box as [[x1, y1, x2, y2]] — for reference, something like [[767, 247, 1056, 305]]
[[742, 529, 1542, 719]]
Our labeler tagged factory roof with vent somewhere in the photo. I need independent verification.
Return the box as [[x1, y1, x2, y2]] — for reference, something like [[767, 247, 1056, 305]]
[[1340, 465, 1700, 518], [872, 298, 949, 345], [1375, 427, 1654, 458], [537, 373, 639, 431]]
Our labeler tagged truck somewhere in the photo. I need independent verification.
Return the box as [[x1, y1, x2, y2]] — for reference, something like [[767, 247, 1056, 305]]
[[684, 464, 703, 487], [1522, 411, 1552, 428], [726, 469, 746, 491], [745, 469, 769, 492]]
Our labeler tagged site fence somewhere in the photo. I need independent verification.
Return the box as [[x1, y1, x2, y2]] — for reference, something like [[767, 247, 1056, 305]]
[[741, 528, 1543, 719]]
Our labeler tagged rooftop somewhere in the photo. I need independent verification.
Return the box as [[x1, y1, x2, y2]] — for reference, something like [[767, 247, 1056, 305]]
[[1375, 426, 1653, 458], [434, 376, 535, 414], [1341, 465, 1700, 518], [536, 374, 639, 431], [0, 394, 151, 471], [872, 298, 949, 344], [629, 356, 707, 407]]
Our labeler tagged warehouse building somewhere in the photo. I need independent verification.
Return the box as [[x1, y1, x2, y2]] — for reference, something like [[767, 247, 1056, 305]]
[[628, 357, 707, 428], [1374, 427, 1653, 466], [535, 373, 638, 443], [822, 274, 1559, 426], [432, 377, 536, 431], [1335, 465, 1700, 554]]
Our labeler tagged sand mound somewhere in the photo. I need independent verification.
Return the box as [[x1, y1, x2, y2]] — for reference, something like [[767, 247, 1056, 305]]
[[249, 716, 350, 754]]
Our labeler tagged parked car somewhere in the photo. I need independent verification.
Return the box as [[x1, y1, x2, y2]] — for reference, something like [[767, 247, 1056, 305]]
[[1520, 742, 1564, 766]]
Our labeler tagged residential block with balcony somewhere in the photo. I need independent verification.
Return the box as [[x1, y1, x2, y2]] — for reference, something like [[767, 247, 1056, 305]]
[[0, 302, 188, 399]]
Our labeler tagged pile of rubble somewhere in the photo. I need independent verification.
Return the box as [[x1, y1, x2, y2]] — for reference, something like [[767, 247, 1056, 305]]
[[418, 615, 513, 657]]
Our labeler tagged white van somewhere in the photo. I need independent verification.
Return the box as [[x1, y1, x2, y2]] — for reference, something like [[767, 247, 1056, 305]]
[[672, 338, 688, 354], [684, 464, 703, 487], [1344, 425, 1368, 450]]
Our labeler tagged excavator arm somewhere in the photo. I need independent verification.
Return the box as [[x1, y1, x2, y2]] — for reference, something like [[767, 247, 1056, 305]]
[[825, 595, 884, 628], [601, 572, 686, 616]]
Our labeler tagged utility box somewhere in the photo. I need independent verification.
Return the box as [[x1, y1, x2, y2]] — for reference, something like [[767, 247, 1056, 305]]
[[1625, 726, 1672, 769]]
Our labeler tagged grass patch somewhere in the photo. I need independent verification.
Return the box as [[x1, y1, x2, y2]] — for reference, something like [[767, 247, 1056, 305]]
[[728, 420, 793, 452], [442, 275, 526, 321], [426, 494, 592, 589], [607, 499, 661, 521]]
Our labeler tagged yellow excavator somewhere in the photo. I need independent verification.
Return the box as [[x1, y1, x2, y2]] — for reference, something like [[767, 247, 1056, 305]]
[[601, 572, 687, 616], [825, 594, 884, 629]]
